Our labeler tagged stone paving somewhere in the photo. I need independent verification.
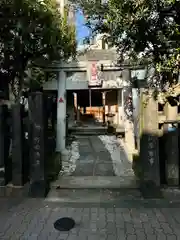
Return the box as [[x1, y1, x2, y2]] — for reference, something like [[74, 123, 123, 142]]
[[1, 198, 180, 239], [72, 136, 115, 176]]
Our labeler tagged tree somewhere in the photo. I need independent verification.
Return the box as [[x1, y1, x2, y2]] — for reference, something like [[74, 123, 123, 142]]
[[73, 0, 180, 84], [0, 0, 76, 99]]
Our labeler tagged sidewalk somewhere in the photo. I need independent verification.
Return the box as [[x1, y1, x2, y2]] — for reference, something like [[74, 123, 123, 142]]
[[1, 198, 180, 239]]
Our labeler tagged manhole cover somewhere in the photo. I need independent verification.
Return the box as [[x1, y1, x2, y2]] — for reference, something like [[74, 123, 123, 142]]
[[54, 217, 75, 231]]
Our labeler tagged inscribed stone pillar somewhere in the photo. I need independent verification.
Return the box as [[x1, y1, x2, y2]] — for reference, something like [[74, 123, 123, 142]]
[[28, 92, 48, 197], [164, 103, 179, 186], [0, 105, 7, 186], [140, 93, 160, 186]]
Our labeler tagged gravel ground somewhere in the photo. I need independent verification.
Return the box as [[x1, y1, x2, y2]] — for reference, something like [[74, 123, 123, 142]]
[[59, 140, 80, 176], [99, 135, 134, 177]]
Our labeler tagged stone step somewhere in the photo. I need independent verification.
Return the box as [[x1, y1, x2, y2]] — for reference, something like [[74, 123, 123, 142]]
[[70, 132, 108, 136], [51, 176, 139, 189], [45, 188, 142, 203], [68, 127, 125, 136], [68, 128, 108, 135], [69, 127, 107, 132]]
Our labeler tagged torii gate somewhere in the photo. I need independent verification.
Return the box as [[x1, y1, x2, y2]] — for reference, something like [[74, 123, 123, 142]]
[[38, 60, 144, 156]]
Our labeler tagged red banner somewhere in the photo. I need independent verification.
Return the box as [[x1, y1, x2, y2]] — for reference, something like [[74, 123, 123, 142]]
[[91, 63, 98, 81], [88, 62, 101, 87]]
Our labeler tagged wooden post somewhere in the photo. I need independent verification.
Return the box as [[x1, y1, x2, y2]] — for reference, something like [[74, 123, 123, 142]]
[[139, 91, 160, 187], [77, 106, 80, 122], [164, 103, 179, 186], [73, 92, 77, 122], [89, 89, 92, 107], [102, 92, 106, 125]]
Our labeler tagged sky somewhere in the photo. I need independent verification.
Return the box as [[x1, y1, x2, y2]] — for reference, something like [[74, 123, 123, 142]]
[[75, 9, 90, 46]]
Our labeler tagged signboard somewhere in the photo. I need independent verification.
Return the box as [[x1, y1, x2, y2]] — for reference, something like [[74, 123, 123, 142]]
[[88, 62, 102, 87]]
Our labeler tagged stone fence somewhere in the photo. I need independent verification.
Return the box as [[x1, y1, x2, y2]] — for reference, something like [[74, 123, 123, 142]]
[[135, 89, 180, 188], [0, 92, 56, 197]]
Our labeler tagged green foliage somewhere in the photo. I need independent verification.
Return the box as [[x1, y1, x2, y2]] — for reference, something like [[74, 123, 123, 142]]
[[0, 0, 76, 98], [74, 0, 180, 72]]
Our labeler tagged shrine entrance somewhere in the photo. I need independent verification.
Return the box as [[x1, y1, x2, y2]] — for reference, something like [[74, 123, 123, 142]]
[[67, 88, 119, 128], [42, 61, 126, 152], [74, 89, 103, 124]]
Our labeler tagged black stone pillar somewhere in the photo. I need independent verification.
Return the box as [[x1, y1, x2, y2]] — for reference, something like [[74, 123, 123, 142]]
[[164, 126, 179, 186], [28, 92, 48, 197], [0, 105, 7, 186], [0, 104, 11, 187], [11, 103, 26, 186]]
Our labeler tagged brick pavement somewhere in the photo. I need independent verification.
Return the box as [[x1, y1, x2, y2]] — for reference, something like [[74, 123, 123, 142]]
[[1, 198, 180, 239]]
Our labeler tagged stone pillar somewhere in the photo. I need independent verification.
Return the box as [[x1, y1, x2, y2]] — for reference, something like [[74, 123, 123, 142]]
[[56, 70, 66, 152], [123, 77, 135, 154], [11, 103, 26, 186], [125, 121, 135, 156], [140, 93, 160, 186], [132, 88, 139, 147], [164, 103, 179, 186], [28, 92, 48, 197], [0, 105, 7, 186]]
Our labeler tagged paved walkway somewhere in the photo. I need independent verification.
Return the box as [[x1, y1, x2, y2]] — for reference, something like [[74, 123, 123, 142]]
[[1, 198, 180, 239], [72, 136, 115, 176]]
